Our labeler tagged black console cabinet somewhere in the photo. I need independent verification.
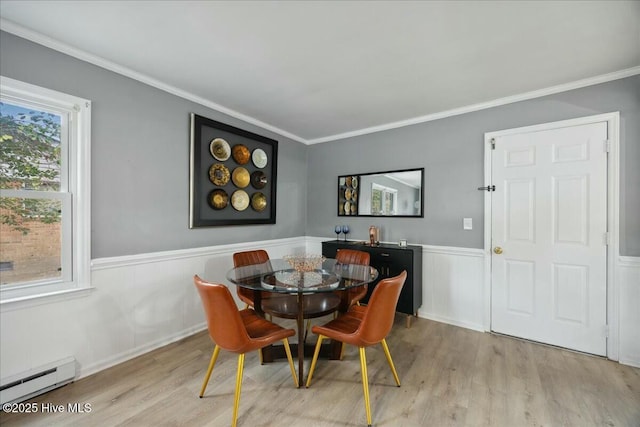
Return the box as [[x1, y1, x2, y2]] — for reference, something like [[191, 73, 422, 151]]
[[322, 240, 422, 326]]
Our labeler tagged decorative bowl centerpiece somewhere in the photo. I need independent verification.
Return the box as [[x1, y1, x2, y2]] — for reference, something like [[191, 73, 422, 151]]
[[283, 254, 326, 272], [262, 254, 337, 290]]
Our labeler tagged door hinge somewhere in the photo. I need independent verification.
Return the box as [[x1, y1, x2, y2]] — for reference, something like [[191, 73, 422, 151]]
[[491, 138, 496, 150], [604, 232, 610, 246], [604, 140, 611, 153], [603, 324, 610, 338]]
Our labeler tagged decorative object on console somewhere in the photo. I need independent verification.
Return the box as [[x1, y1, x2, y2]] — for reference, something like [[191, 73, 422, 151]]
[[369, 225, 380, 246], [189, 113, 277, 227], [341, 225, 350, 241], [334, 225, 341, 241]]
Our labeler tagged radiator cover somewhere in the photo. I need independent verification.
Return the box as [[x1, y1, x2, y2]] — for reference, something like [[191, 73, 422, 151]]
[[0, 357, 76, 404]]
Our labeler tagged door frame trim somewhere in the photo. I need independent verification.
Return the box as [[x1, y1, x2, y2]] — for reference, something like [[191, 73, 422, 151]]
[[483, 112, 620, 360]]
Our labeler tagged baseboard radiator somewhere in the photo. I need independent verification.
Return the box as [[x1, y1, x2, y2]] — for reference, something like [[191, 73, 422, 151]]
[[0, 357, 76, 404]]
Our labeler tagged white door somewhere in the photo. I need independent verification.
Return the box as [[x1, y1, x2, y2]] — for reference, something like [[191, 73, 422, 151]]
[[490, 120, 608, 356]]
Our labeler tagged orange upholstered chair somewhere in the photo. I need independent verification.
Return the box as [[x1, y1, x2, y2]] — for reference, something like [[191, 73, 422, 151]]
[[194, 276, 298, 427], [232, 249, 271, 308], [335, 249, 371, 307], [306, 271, 407, 427]]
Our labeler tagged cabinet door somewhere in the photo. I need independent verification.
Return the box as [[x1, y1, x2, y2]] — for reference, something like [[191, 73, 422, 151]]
[[365, 248, 414, 315], [321, 242, 339, 259]]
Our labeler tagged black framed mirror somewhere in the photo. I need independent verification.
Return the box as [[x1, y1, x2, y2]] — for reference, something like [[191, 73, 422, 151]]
[[337, 168, 424, 217]]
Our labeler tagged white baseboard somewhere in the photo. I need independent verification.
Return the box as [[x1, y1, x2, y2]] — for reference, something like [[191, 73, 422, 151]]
[[78, 323, 207, 379], [418, 312, 484, 332]]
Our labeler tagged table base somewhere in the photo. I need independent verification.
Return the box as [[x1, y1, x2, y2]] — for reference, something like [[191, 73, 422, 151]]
[[262, 340, 343, 361]]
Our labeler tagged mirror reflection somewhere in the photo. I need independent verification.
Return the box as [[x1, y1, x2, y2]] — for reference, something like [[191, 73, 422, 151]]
[[338, 168, 423, 217]]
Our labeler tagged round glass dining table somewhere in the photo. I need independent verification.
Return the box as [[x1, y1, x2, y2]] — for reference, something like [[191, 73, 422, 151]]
[[226, 258, 378, 385]]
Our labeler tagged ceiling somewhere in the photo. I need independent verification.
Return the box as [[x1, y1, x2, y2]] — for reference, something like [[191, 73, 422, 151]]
[[1, 1, 638, 144]]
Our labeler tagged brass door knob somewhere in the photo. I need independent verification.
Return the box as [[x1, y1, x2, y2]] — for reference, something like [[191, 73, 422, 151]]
[[493, 246, 503, 255]]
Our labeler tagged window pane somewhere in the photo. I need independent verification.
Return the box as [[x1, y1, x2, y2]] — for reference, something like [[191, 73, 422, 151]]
[[0, 197, 62, 286], [0, 102, 61, 191], [371, 189, 382, 214]]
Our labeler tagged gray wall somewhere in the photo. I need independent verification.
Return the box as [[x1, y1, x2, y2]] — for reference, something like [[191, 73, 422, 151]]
[[0, 31, 309, 258], [307, 76, 640, 256], [2, 31, 638, 257]]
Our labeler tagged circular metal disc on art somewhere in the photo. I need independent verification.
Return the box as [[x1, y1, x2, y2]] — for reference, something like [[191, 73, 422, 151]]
[[252, 148, 268, 168], [251, 171, 268, 189], [231, 190, 250, 211], [207, 189, 228, 210], [232, 144, 250, 165], [209, 138, 230, 161], [209, 163, 230, 186], [251, 192, 267, 212], [232, 167, 250, 188]]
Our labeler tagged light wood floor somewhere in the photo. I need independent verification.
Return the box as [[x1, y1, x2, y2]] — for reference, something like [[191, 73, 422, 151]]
[[1, 316, 639, 426]]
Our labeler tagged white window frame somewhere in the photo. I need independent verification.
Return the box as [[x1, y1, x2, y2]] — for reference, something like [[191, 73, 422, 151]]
[[0, 76, 91, 304]]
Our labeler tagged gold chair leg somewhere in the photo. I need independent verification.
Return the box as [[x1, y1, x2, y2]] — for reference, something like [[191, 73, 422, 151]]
[[305, 335, 324, 387], [282, 338, 299, 387], [359, 347, 372, 427], [339, 341, 346, 360], [232, 353, 245, 427], [381, 338, 401, 386], [199, 345, 220, 397]]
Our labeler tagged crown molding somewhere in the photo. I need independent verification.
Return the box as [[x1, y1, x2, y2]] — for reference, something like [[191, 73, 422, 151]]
[[306, 66, 640, 144], [0, 19, 308, 144], [3, 19, 638, 146]]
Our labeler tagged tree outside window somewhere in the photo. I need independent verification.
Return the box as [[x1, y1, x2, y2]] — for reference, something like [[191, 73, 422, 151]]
[[1, 102, 63, 285]]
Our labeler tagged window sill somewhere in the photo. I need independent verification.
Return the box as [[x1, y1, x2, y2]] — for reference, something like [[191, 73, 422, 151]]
[[0, 287, 96, 313]]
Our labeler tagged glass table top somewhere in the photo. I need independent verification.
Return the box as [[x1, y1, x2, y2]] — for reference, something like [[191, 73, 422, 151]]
[[226, 258, 378, 293]]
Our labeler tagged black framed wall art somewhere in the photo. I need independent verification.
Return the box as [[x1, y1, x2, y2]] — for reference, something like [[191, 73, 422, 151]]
[[189, 113, 278, 227]]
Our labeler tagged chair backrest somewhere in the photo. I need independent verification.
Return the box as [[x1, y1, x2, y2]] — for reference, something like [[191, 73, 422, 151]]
[[336, 249, 370, 266], [233, 249, 270, 268], [194, 275, 251, 353], [357, 271, 407, 346]]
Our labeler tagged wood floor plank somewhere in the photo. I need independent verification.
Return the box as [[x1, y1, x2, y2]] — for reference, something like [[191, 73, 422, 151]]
[[1, 317, 638, 426]]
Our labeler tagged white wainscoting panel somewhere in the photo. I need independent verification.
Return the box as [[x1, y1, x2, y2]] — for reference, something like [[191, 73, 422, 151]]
[[618, 256, 640, 367], [419, 245, 485, 331], [2, 237, 636, 384], [0, 237, 306, 382]]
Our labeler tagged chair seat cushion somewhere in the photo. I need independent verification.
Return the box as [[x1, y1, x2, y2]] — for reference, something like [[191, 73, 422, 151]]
[[310, 313, 363, 346], [238, 309, 296, 352]]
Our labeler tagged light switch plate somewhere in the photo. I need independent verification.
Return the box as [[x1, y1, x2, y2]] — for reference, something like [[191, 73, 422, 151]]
[[463, 218, 472, 230]]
